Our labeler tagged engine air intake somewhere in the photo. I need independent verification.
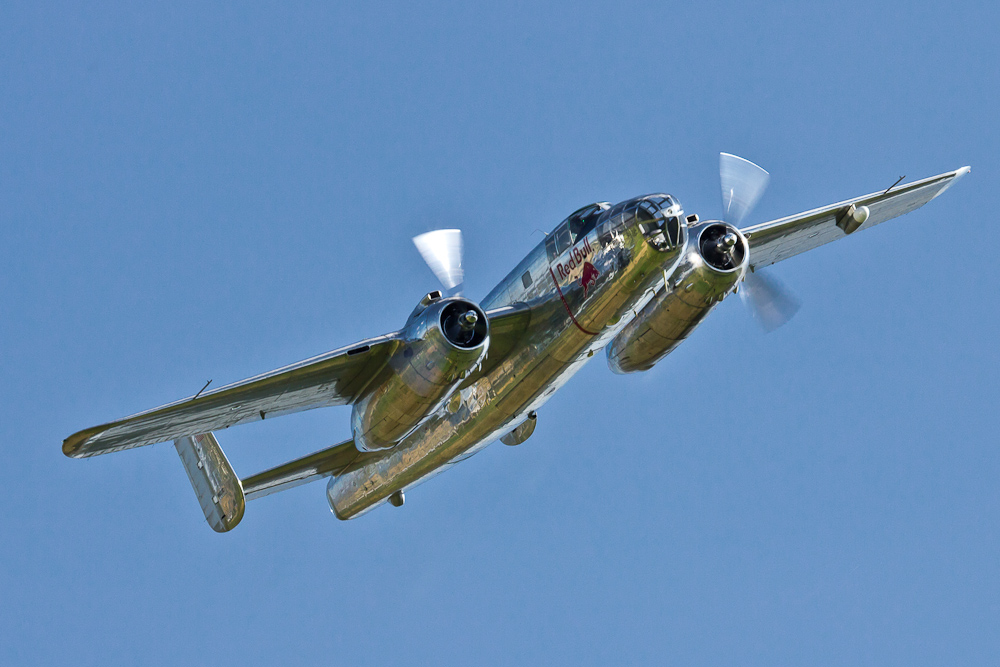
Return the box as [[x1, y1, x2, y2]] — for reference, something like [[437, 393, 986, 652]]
[[699, 223, 747, 271], [441, 301, 488, 348]]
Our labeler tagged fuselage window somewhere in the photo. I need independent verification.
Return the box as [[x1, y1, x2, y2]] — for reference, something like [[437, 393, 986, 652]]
[[545, 234, 558, 260], [521, 270, 532, 288], [599, 202, 631, 247], [606, 201, 629, 218], [553, 224, 572, 255], [636, 201, 672, 251], [598, 219, 614, 246]]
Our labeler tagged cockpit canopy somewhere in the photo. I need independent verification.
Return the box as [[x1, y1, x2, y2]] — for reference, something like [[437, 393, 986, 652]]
[[545, 195, 686, 260], [631, 194, 685, 251], [597, 194, 686, 252]]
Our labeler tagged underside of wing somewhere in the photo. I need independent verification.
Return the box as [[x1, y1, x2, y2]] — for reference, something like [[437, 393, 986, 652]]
[[743, 166, 970, 269], [63, 333, 402, 458]]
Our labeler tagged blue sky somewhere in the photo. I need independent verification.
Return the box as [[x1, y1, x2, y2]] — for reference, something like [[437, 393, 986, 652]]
[[1, 1, 997, 664]]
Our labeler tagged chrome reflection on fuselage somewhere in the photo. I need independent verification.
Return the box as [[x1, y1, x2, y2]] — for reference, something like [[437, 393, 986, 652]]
[[328, 193, 696, 518], [608, 221, 749, 374]]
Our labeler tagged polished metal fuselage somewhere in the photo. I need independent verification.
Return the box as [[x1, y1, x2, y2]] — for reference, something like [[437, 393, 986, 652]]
[[328, 197, 692, 518]]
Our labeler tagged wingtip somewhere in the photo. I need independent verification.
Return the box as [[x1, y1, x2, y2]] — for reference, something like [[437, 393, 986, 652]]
[[63, 436, 85, 458], [929, 165, 971, 201], [62, 425, 110, 458], [62, 432, 89, 458]]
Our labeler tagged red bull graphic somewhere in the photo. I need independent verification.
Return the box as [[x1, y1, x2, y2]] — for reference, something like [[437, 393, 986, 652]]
[[580, 261, 600, 297], [547, 234, 601, 336], [554, 236, 595, 280], [547, 264, 600, 336]]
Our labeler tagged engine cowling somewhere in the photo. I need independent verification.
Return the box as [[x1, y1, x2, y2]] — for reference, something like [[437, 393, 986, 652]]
[[607, 222, 748, 373], [351, 294, 488, 452]]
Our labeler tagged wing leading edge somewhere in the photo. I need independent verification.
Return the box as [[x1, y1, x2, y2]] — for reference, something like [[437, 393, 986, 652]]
[[743, 166, 970, 269]]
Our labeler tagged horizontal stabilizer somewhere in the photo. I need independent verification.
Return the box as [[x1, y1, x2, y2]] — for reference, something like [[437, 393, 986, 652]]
[[174, 433, 245, 533], [242, 439, 367, 501]]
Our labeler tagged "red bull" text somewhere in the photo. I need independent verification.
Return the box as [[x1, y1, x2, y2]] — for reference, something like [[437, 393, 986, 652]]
[[555, 236, 595, 280]]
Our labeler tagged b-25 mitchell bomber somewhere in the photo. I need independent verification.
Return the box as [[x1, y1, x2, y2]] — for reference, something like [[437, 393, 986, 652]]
[[64, 154, 970, 532]]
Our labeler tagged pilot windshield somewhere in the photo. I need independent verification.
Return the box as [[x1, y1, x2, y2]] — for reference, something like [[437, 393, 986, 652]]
[[567, 204, 605, 244], [634, 195, 683, 250], [546, 203, 610, 259]]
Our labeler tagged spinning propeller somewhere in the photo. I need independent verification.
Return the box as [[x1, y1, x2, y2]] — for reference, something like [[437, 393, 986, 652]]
[[412, 229, 485, 344], [720, 152, 771, 227], [412, 229, 465, 296], [719, 152, 800, 332]]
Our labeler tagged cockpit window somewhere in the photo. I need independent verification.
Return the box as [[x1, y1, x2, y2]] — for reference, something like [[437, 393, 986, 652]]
[[546, 202, 610, 259], [664, 216, 681, 246], [634, 195, 684, 251], [567, 204, 605, 243]]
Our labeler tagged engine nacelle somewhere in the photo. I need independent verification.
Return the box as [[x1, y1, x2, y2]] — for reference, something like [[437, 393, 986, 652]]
[[351, 294, 488, 452], [607, 222, 748, 374]]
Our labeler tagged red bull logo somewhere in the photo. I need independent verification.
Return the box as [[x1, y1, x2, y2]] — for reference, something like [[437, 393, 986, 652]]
[[580, 261, 600, 297], [554, 235, 601, 297], [555, 236, 595, 280]]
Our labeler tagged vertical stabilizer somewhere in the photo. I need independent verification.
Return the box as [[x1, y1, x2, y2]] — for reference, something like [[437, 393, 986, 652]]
[[174, 433, 245, 532]]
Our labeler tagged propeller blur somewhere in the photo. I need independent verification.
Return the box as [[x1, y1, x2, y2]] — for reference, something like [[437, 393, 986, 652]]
[[413, 228, 464, 295], [740, 271, 802, 333], [720, 152, 770, 227], [716, 152, 801, 330]]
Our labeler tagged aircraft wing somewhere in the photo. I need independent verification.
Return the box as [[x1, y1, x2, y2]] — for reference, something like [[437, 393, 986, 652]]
[[63, 333, 403, 458], [63, 304, 535, 459], [742, 166, 970, 269]]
